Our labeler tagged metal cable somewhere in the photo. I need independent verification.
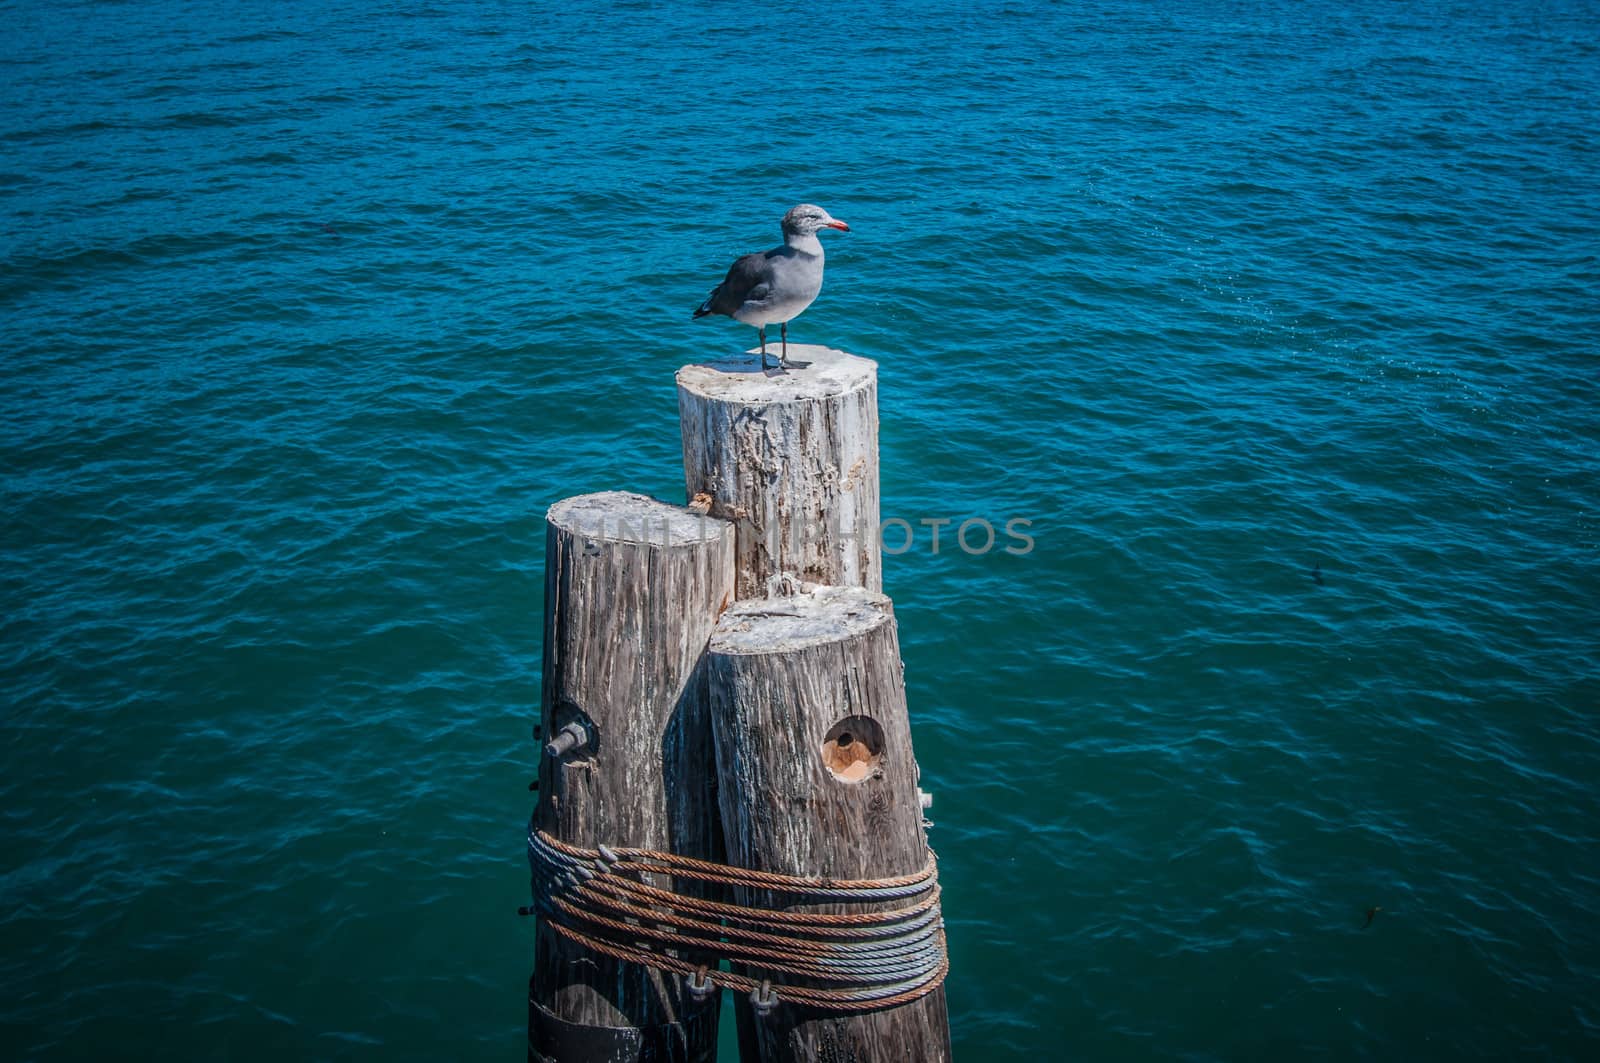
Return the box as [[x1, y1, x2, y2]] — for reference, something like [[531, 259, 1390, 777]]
[[526, 825, 948, 1013]]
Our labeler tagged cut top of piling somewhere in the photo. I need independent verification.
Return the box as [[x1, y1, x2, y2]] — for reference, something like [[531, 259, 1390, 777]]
[[547, 491, 729, 545], [675, 344, 876, 404], [710, 585, 892, 655]]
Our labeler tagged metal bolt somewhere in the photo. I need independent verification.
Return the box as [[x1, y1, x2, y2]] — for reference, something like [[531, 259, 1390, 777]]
[[545, 721, 588, 758]]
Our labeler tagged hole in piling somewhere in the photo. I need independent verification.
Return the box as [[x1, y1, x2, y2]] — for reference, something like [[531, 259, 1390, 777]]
[[821, 715, 884, 783]]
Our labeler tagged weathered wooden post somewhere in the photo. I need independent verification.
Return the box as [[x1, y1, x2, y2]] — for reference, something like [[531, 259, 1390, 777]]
[[529, 491, 735, 1062], [525, 345, 950, 1061], [677, 345, 881, 601], [676, 350, 951, 1061], [706, 587, 951, 1063]]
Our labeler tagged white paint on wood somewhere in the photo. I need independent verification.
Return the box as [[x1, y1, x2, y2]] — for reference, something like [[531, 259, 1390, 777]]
[[711, 584, 888, 655], [549, 491, 728, 546]]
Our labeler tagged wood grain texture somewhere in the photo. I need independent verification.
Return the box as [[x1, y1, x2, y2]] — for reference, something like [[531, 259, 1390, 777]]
[[677, 346, 881, 601], [706, 587, 951, 1063], [533, 492, 735, 1061]]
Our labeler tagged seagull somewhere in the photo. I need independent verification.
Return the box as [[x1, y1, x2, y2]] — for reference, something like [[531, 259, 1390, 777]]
[[693, 204, 849, 371]]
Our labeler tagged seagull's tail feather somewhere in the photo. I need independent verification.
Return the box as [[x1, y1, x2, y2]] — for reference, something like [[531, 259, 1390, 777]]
[[692, 291, 718, 319]]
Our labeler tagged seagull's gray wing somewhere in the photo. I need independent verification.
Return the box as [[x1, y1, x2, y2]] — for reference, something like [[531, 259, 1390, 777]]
[[697, 252, 773, 318]]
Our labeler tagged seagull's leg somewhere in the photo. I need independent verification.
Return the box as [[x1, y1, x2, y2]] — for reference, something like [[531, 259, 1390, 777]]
[[778, 321, 810, 370], [758, 326, 769, 370]]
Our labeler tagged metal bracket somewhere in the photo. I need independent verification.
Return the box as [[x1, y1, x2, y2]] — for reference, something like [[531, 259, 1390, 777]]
[[528, 998, 717, 1062], [686, 966, 716, 1001]]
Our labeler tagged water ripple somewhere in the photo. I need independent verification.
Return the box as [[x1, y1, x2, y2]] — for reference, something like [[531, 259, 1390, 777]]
[[3, 0, 1599, 1059]]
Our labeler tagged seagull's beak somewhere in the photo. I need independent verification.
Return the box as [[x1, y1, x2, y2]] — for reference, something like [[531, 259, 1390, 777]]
[[825, 219, 850, 232]]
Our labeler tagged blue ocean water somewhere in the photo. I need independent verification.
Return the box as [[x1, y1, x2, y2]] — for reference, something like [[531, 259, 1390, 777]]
[[3, 0, 1598, 1058]]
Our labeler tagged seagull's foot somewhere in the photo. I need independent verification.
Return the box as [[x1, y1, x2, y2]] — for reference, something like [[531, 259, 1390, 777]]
[[778, 357, 811, 371]]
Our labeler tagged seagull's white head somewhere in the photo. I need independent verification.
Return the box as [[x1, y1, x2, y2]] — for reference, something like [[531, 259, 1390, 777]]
[[782, 203, 850, 237]]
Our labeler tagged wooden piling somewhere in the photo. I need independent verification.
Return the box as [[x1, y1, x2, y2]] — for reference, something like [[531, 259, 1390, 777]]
[[677, 346, 881, 601], [531, 491, 735, 1063], [706, 587, 952, 1063]]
